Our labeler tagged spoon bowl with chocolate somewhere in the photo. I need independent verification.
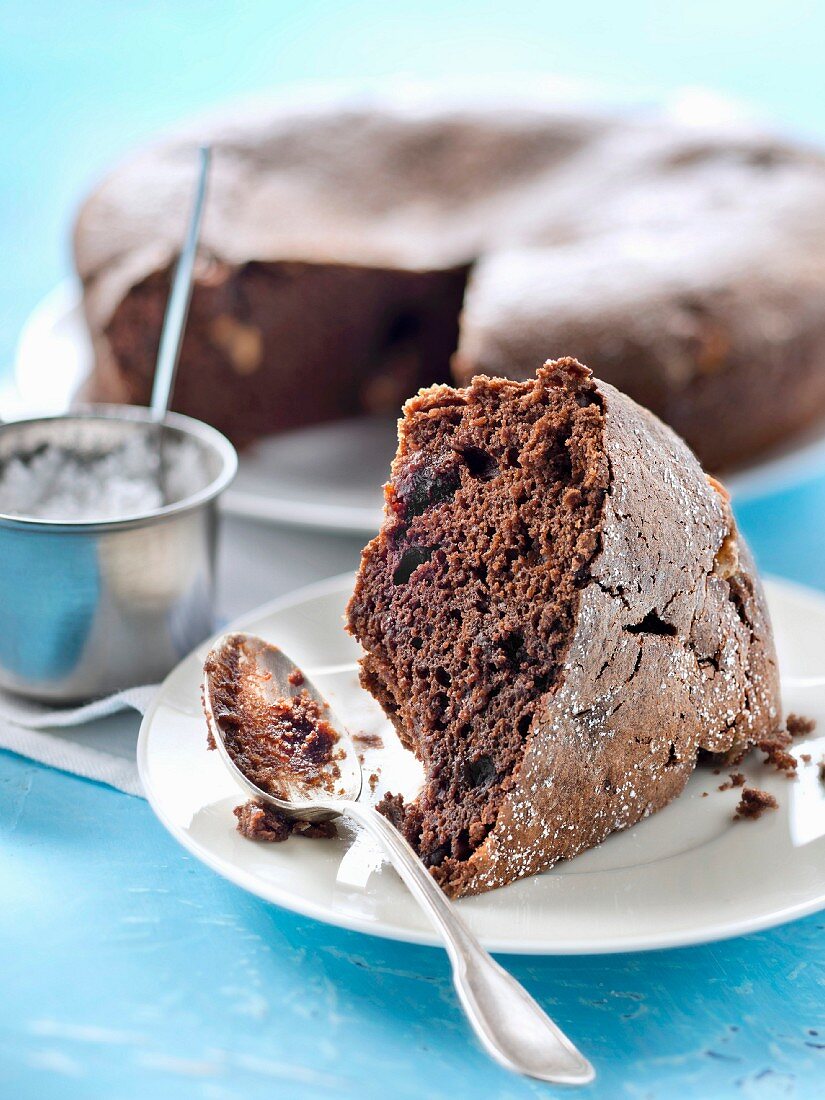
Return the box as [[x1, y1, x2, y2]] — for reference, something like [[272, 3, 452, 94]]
[[202, 631, 595, 1087]]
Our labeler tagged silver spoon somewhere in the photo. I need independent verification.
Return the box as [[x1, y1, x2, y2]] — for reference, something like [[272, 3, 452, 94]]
[[151, 144, 211, 421], [203, 632, 595, 1086], [149, 144, 211, 499]]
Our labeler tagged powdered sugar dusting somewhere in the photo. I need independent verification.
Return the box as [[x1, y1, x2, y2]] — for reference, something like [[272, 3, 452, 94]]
[[0, 433, 205, 522]]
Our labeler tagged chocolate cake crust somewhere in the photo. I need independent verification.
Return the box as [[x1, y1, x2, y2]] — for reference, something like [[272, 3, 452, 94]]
[[347, 359, 780, 896], [74, 92, 825, 468]]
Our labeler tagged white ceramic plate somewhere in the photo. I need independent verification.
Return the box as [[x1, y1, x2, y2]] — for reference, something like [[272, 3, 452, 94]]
[[138, 572, 825, 955], [12, 281, 825, 534]]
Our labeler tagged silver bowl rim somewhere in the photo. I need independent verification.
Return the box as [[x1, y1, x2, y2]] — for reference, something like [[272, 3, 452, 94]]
[[0, 404, 238, 533]]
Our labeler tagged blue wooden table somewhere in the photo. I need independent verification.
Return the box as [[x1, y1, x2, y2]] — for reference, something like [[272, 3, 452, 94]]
[[1, 4, 824, 1096]]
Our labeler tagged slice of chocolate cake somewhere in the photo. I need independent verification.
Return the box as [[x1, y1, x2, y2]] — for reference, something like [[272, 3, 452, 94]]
[[346, 359, 780, 896]]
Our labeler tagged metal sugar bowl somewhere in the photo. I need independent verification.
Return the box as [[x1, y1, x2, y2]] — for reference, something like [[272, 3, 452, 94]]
[[0, 145, 237, 702], [0, 405, 236, 702]]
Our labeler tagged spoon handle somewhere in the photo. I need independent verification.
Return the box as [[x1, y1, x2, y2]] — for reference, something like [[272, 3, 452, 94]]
[[150, 145, 211, 420], [340, 800, 595, 1085]]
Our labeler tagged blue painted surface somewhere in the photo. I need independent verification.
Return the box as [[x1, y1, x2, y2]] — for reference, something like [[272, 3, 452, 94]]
[[2, 3, 825, 1097], [1, 756, 823, 1100]]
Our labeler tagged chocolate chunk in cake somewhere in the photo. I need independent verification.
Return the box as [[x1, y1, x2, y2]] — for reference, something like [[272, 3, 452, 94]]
[[347, 358, 780, 896]]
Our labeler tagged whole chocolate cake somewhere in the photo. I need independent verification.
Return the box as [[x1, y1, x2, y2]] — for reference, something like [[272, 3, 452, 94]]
[[74, 92, 825, 468], [346, 359, 780, 896]]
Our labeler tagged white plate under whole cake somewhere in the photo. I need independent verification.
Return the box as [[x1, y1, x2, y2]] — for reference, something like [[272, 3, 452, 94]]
[[138, 571, 825, 955], [9, 280, 825, 535]]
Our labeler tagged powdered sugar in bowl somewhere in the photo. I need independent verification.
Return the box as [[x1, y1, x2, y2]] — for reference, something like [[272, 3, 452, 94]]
[[0, 405, 237, 702]]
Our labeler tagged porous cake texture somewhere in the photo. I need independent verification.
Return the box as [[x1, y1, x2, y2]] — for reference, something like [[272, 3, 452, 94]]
[[347, 359, 779, 896]]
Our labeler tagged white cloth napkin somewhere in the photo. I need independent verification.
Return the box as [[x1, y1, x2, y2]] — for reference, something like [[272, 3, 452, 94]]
[[0, 685, 158, 797]]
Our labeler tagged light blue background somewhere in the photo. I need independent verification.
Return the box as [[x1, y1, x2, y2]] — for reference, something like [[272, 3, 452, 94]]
[[1, 4, 824, 1098]]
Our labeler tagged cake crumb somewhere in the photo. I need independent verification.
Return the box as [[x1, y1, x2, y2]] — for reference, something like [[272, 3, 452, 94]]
[[719, 772, 746, 791], [376, 791, 406, 829], [800, 753, 812, 764], [786, 713, 816, 738], [288, 667, 305, 686], [234, 800, 291, 842], [757, 731, 797, 776], [819, 758, 825, 784], [233, 799, 336, 841], [292, 818, 337, 839], [368, 771, 379, 792], [734, 787, 778, 820], [353, 732, 384, 750]]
